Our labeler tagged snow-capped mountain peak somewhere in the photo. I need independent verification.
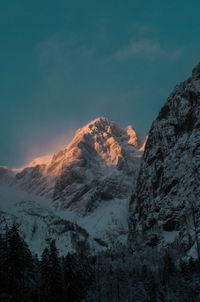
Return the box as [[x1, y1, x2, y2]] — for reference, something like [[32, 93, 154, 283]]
[[0, 117, 144, 254], [27, 117, 144, 178]]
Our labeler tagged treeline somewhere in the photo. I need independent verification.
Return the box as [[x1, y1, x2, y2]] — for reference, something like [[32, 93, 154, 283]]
[[88, 248, 200, 302], [0, 224, 93, 302], [1, 224, 200, 301]]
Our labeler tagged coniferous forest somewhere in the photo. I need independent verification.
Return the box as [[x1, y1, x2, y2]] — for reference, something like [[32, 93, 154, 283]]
[[1, 224, 200, 301]]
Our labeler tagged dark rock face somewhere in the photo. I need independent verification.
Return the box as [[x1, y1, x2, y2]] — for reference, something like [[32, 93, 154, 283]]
[[129, 62, 200, 253]]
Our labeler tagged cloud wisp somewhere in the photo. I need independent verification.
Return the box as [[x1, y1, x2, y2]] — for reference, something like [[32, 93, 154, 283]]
[[114, 38, 183, 61], [114, 39, 165, 60]]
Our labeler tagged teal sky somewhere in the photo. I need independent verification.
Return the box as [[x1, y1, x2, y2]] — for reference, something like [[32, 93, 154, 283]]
[[1, 0, 200, 167]]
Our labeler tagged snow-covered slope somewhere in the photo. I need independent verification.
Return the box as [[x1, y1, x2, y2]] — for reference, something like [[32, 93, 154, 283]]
[[0, 183, 87, 257], [129, 62, 200, 257], [0, 183, 94, 255], [14, 117, 145, 205], [0, 117, 145, 254]]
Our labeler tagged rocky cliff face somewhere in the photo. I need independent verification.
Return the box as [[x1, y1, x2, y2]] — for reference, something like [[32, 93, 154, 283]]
[[129, 63, 200, 256], [0, 117, 145, 254], [14, 117, 145, 213]]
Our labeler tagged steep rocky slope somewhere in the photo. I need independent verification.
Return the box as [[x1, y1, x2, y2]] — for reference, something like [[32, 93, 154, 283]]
[[129, 63, 200, 257], [14, 117, 145, 211], [0, 117, 145, 253]]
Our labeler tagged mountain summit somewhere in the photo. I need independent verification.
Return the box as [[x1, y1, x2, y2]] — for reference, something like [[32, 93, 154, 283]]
[[0, 117, 145, 253], [14, 117, 145, 208]]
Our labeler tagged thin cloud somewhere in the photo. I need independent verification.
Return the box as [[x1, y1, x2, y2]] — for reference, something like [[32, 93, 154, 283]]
[[115, 39, 165, 60]]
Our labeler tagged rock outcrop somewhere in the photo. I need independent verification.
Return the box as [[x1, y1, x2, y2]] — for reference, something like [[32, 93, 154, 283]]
[[129, 62, 200, 256]]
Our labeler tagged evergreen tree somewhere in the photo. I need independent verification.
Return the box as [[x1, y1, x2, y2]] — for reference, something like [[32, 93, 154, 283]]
[[64, 253, 79, 302], [21, 240, 35, 299], [40, 247, 52, 301], [49, 240, 63, 302], [40, 240, 63, 302], [4, 223, 34, 302], [6, 224, 27, 301], [0, 231, 8, 301], [31, 254, 40, 301]]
